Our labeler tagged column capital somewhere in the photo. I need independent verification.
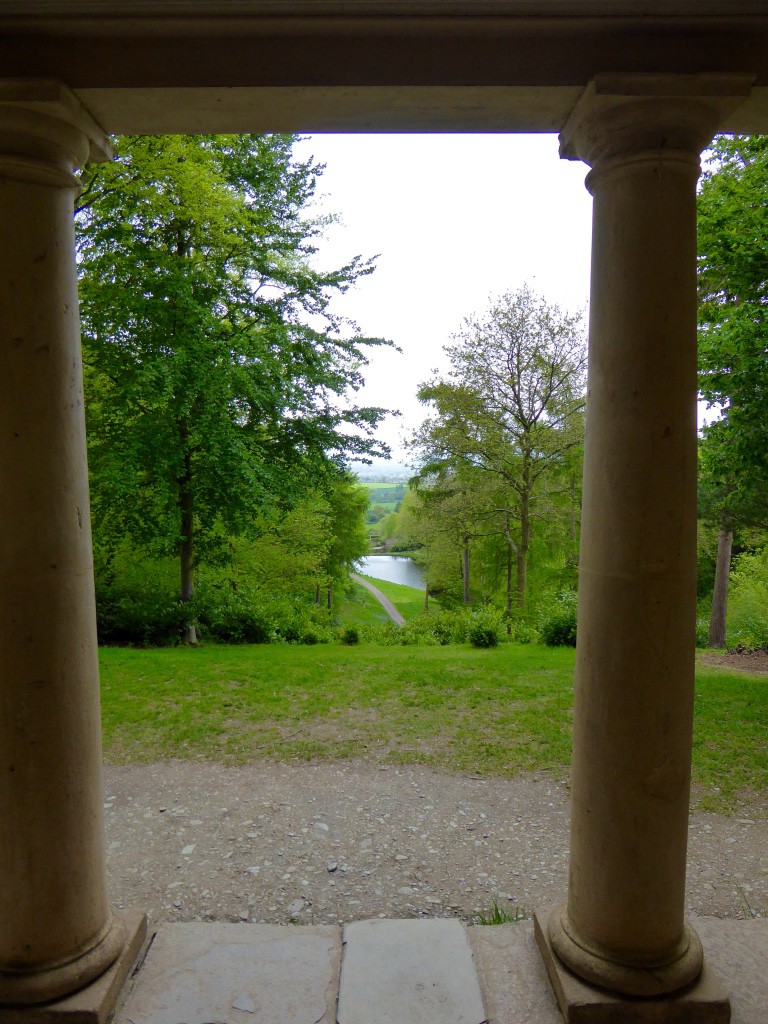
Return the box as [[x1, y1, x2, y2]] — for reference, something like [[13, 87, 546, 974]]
[[560, 74, 754, 181], [0, 79, 111, 188]]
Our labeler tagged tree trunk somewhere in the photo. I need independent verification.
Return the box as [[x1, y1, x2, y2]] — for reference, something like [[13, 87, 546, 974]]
[[178, 443, 197, 645], [315, 584, 321, 606], [569, 473, 578, 544], [708, 527, 733, 648], [517, 491, 530, 608], [503, 513, 516, 617], [462, 537, 470, 605], [327, 581, 333, 610]]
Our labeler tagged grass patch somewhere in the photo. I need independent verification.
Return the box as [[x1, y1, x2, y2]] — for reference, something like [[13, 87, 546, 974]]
[[692, 665, 768, 810], [99, 643, 574, 772], [476, 899, 527, 925], [98, 644, 768, 811]]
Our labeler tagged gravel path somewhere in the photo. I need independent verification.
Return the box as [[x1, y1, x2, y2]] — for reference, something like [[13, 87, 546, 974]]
[[104, 761, 768, 928], [349, 573, 405, 625]]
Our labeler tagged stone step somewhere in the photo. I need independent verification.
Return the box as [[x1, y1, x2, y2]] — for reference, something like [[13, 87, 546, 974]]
[[337, 919, 486, 1024], [116, 922, 342, 1024], [116, 917, 768, 1024]]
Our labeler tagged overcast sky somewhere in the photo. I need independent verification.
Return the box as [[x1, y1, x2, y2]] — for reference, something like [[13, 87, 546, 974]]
[[294, 134, 594, 464]]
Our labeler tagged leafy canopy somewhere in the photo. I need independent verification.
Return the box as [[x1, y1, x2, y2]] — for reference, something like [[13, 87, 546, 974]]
[[77, 134, 392, 566], [698, 134, 768, 485]]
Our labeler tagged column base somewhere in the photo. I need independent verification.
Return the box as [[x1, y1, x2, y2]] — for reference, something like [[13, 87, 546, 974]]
[[534, 909, 730, 1024], [0, 910, 147, 1024]]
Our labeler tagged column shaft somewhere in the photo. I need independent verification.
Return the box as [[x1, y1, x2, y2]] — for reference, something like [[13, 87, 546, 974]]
[[544, 77, 751, 1000], [0, 83, 125, 1006], [565, 148, 700, 976]]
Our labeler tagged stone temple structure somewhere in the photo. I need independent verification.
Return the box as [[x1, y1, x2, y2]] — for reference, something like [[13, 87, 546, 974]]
[[2, 3, 768, 1022]]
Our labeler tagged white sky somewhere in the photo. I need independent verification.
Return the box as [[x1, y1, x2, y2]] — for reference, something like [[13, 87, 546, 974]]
[[294, 134, 594, 463]]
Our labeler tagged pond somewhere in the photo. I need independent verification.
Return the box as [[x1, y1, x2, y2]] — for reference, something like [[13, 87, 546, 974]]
[[357, 554, 425, 590]]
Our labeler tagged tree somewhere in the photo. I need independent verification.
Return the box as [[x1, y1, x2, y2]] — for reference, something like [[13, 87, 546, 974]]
[[321, 475, 370, 609], [698, 134, 768, 480], [77, 134, 391, 641], [410, 285, 586, 609], [697, 134, 768, 645], [698, 418, 768, 646]]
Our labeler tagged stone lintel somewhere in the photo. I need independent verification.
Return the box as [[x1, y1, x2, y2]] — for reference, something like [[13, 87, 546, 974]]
[[534, 910, 730, 1024], [0, 910, 147, 1024]]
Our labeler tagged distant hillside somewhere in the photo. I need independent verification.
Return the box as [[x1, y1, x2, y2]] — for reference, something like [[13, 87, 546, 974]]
[[350, 458, 413, 483]]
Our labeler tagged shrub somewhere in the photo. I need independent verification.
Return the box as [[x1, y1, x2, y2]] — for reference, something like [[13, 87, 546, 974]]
[[341, 626, 360, 645], [695, 618, 710, 648], [95, 585, 191, 646], [540, 592, 577, 647], [725, 548, 768, 650], [510, 619, 539, 645], [467, 607, 503, 649]]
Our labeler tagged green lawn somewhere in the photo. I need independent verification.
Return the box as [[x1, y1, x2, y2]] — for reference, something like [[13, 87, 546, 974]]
[[98, 643, 768, 812]]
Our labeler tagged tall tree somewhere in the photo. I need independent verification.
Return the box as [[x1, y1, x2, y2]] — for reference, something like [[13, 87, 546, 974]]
[[698, 418, 768, 646], [77, 134, 390, 641], [698, 134, 768, 479], [321, 474, 371, 609], [697, 134, 768, 644], [410, 285, 586, 609]]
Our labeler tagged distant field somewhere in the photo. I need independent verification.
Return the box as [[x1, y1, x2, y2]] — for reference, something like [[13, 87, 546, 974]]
[[362, 481, 407, 525]]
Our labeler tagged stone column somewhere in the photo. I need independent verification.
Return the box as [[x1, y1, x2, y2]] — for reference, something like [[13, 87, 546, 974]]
[[0, 81, 142, 1010], [534, 75, 751, 1010]]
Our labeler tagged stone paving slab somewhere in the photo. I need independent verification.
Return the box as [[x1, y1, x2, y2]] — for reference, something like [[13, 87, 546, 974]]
[[697, 917, 768, 1024], [111, 917, 768, 1024], [472, 918, 768, 1024], [337, 918, 487, 1024], [468, 922, 561, 1024], [115, 922, 341, 1024]]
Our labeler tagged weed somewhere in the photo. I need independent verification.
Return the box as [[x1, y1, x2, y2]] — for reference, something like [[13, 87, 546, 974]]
[[476, 899, 527, 925]]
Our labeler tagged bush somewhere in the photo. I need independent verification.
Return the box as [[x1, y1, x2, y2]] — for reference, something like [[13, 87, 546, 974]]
[[725, 548, 768, 650], [467, 607, 503, 649], [95, 585, 191, 646], [341, 626, 360, 645], [540, 592, 577, 647], [695, 618, 710, 648], [510, 619, 539, 645]]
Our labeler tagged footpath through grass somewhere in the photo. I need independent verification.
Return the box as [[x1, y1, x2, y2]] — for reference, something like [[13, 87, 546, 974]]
[[99, 644, 768, 811], [335, 576, 433, 626]]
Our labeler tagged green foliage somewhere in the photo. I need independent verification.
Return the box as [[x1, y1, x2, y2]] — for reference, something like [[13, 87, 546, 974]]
[[476, 900, 526, 926], [77, 133, 391, 623], [725, 548, 768, 650], [340, 626, 361, 645], [93, 535, 338, 646], [324, 476, 371, 595], [540, 592, 578, 647], [95, 584, 190, 647], [695, 618, 711, 648], [698, 135, 768, 490], [467, 606, 503, 648], [409, 285, 586, 612]]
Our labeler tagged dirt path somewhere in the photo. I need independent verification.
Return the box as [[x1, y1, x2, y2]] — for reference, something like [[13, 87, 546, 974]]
[[104, 760, 768, 930], [349, 573, 405, 626]]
